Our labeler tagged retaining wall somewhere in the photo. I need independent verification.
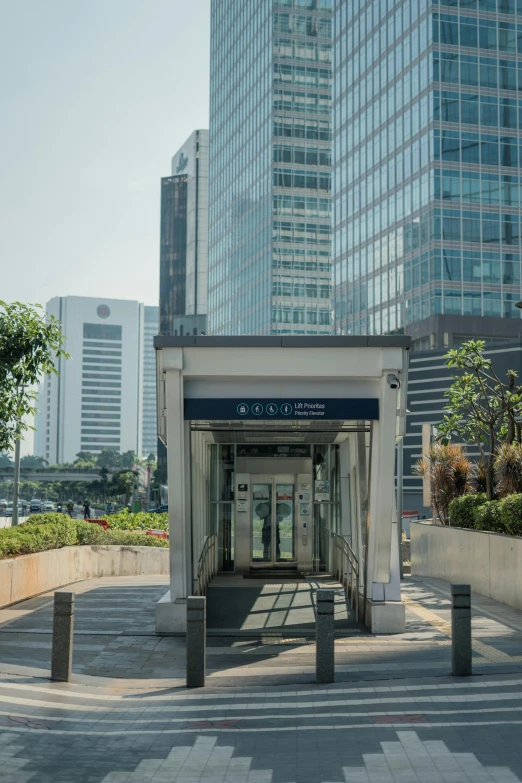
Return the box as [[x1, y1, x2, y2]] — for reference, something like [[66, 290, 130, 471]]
[[411, 521, 522, 610], [0, 546, 169, 608]]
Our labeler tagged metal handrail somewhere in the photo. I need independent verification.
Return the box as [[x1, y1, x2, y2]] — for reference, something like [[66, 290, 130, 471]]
[[331, 532, 360, 622], [197, 533, 218, 596]]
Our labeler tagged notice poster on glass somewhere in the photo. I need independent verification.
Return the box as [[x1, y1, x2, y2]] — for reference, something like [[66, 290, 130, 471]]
[[314, 479, 330, 502]]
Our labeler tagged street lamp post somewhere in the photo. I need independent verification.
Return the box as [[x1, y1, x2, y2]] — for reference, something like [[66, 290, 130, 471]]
[[12, 432, 21, 527]]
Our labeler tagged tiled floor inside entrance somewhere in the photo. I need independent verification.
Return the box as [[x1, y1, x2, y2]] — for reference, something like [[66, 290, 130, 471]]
[[206, 575, 358, 634]]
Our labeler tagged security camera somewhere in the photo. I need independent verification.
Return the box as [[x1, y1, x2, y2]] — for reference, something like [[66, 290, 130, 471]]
[[387, 374, 401, 390]]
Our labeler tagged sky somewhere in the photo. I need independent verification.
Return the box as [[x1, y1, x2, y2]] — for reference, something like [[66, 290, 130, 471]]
[[0, 0, 210, 455], [0, 0, 210, 309]]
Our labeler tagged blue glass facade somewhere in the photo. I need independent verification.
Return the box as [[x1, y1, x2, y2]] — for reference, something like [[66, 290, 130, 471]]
[[333, 0, 522, 337], [209, 0, 334, 335]]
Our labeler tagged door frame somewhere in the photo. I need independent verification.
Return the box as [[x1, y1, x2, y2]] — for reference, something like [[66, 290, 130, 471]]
[[250, 473, 296, 568]]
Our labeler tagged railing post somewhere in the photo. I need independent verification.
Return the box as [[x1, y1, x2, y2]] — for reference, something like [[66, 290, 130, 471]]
[[51, 592, 75, 682], [355, 570, 359, 622], [187, 596, 206, 688], [316, 588, 335, 684], [452, 584, 472, 677]]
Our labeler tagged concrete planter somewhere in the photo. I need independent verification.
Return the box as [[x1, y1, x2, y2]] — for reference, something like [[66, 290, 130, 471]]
[[411, 520, 522, 611], [0, 545, 169, 609]]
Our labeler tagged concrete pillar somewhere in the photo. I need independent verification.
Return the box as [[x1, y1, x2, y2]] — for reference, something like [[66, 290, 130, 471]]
[[166, 362, 191, 601], [451, 584, 472, 677], [155, 353, 193, 634], [367, 375, 398, 587], [316, 588, 334, 684], [186, 596, 206, 688], [365, 374, 405, 634], [51, 592, 74, 682]]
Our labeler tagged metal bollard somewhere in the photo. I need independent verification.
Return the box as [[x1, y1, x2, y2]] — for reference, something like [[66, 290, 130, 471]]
[[451, 583, 472, 677], [186, 596, 206, 688], [51, 592, 75, 682], [316, 588, 335, 684]]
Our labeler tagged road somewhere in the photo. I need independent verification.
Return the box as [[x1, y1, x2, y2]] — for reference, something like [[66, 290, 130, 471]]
[[0, 514, 28, 529], [0, 506, 105, 529]]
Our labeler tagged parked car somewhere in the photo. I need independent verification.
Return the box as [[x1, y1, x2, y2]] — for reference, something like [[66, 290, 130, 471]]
[[43, 501, 54, 512], [150, 505, 168, 514], [29, 499, 43, 513]]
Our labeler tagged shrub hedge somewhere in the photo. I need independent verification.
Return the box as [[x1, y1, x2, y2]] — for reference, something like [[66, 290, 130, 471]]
[[106, 512, 168, 532], [447, 492, 522, 536], [500, 494, 522, 536], [0, 514, 169, 560], [473, 500, 504, 533], [448, 494, 487, 529]]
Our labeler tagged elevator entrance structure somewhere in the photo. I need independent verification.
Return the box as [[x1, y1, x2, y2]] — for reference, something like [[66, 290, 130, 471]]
[[154, 336, 410, 634]]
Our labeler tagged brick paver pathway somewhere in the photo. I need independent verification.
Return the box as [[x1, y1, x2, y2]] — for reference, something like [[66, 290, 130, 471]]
[[1, 574, 522, 780]]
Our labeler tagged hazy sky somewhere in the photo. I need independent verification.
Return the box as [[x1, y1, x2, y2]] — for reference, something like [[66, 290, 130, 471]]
[[0, 0, 210, 308]]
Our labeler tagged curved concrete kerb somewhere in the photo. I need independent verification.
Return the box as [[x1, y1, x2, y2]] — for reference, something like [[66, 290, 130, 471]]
[[0, 545, 169, 608]]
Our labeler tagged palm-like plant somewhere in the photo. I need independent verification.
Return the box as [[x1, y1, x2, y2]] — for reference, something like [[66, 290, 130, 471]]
[[494, 442, 522, 498], [414, 443, 474, 525]]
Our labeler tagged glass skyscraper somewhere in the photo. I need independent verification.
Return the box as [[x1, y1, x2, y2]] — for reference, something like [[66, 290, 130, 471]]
[[159, 130, 209, 337], [208, 0, 334, 335], [333, 0, 522, 348]]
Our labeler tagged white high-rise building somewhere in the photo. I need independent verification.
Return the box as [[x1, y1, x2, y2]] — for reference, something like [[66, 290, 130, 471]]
[[34, 296, 158, 464]]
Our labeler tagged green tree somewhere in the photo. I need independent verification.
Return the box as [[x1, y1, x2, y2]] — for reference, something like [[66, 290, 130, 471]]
[[96, 449, 122, 469], [99, 466, 109, 499], [19, 480, 42, 500], [20, 455, 47, 468], [74, 451, 96, 467], [437, 340, 522, 501], [111, 470, 136, 505], [0, 453, 13, 467], [0, 301, 68, 452], [120, 451, 137, 470]]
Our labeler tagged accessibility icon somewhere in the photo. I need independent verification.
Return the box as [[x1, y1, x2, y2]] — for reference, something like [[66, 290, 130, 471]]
[[266, 403, 278, 416], [281, 402, 293, 416], [252, 403, 263, 416], [237, 403, 249, 416]]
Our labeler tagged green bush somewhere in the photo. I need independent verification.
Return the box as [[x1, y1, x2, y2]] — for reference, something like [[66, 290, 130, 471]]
[[76, 522, 168, 548], [0, 515, 168, 560], [24, 512, 72, 526], [107, 512, 168, 532], [500, 494, 522, 536], [0, 518, 77, 559], [473, 500, 504, 533], [448, 493, 487, 528]]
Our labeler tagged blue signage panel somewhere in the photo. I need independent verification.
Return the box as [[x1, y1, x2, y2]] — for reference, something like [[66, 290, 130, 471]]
[[184, 398, 379, 421]]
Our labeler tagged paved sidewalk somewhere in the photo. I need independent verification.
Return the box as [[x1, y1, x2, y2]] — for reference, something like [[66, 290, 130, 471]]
[[1, 575, 522, 780]]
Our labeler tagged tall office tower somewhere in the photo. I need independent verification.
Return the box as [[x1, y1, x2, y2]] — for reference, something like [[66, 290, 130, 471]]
[[141, 305, 159, 458], [333, 0, 522, 349], [34, 297, 156, 464], [208, 0, 334, 335], [159, 130, 209, 337]]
